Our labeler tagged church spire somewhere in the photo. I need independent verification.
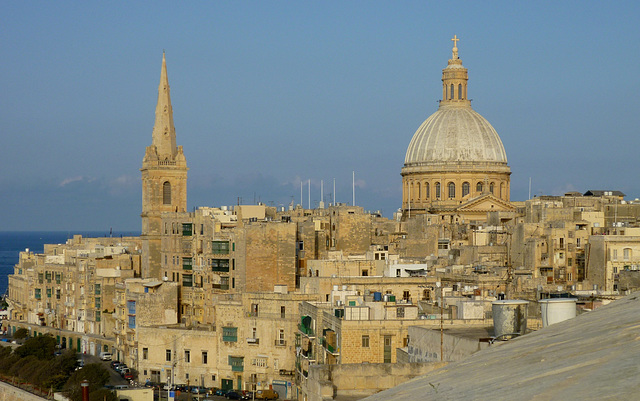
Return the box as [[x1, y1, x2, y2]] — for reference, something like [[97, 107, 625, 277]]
[[151, 51, 177, 158], [440, 35, 470, 107]]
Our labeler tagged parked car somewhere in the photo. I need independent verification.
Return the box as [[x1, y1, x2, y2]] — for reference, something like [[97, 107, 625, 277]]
[[215, 389, 229, 396], [255, 389, 279, 400], [99, 352, 112, 361], [191, 386, 207, 394], [226, 391, 243, 400], [110, 361, 121, 370], [241, 391, 255, 400]]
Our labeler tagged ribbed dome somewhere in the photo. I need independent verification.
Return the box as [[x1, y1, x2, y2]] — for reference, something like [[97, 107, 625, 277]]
[[404, 104, 507, 166]]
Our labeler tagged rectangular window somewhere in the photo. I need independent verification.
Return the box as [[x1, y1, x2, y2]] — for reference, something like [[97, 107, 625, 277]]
[[223, 327, 238, 342], [95, 297, 101, 309], [38, 273, 43, 284], [128, 315, 136, 329], [95, 284, 101, 295], [184, 350, 190, 363], [182, 257, 193, 270], [281, 306, 286, 319], [250, 304, 259, 317], [46, 288, 52, 298], [183, 274, 193, 287], [362, 335, 370, 348], [182, 223, 193, 236], [143, 348, 148, 360], [397, 307, 405, 318], [624, 248, 631, 261], [45, 271, 52, 283], [211, 259, 230, 272], [56, 289, 61, 299], [212, 241, 230, 254], [403, 290, 410, 301], [55, 273, 61, 284], [95, 311, 101, 322], [202, 351, 208, 364], [166, 349, 172, 362], [127, 300, 136, 315], [229, 356, 244, 372], [613, 249, 618, 261]]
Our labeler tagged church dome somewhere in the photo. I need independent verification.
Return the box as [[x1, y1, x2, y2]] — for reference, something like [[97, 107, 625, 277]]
[[404, 104, 507, 166]]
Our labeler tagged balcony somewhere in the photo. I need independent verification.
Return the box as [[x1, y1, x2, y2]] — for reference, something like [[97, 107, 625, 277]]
[[246, 338, 260, 345], [212, 265, 230, 273], [298, 324, 314, 337], [274, 340, 287, 347], [212, 283, 229, 290]]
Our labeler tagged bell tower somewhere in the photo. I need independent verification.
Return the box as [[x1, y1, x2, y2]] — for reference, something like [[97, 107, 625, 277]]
[[141, 52, 188, 279]]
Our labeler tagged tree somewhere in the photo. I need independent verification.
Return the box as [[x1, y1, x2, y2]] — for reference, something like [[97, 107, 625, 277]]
[[13, 328, 28, 340], [64, 363, 111, 401], [15, 335, 56, 360]]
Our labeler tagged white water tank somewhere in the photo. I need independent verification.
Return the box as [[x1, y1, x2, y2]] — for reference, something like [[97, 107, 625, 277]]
[[492, 300, 529, 339], [539, 298, 577, 327]]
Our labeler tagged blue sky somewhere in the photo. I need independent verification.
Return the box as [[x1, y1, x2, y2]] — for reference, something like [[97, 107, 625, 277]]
[[2, 2, 639, 231]]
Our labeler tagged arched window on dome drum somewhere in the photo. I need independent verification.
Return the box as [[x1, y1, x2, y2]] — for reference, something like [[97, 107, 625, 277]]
[[458, 84, 462, 100], [163, 181, 171, 205], [435, 182, 441, 199], [450, 84, 454, 100], [425, 182, 430, 199], [448, 182, 455, 198], [490, 182, 495, 194], [477, 182, 483, 193], [500, 183, 504, 198], [417, 183, 421, 200], [462, 182, 470, 197]]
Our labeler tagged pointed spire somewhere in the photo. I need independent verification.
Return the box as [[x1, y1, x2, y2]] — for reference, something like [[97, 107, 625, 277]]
[[151, 51, 177, 158]]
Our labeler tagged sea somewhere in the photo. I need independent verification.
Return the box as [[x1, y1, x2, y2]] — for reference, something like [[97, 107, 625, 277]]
[[0, 231, 140, 296]]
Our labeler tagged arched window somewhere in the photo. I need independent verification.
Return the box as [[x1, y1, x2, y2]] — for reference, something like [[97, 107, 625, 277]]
[[500, 183, 505, 198], [163, 181, 171, 205], [450, 84, 454, 100], [417, 183, 421, 200], [458, 84, 462, 100], [624, 248, 632, 261], [435, 182, 441, 198], [477, 182, 483, 192], [462, 182, 470, 197], [448, 182, 455, 198], [425, 182, 430, 199], [490, 182, 495, 194]]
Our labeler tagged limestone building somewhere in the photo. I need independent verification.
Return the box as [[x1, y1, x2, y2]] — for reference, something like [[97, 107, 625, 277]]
[[401, 36, 513, 222], [141, 53, 188, 279]]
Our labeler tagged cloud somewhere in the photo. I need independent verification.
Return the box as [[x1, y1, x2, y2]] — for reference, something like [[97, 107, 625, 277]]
[[59, 176, 89, 187]]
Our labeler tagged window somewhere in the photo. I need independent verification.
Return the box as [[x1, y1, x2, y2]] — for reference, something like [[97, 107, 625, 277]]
[[94, 284, 101, 295], [425, 182, 430, 199], [403, 290, 410, 301], [362, 335, 370, 348], [182, 274, 193, 287], [182, 223, 193, 236], [38, 273, 43, 284], [223, 327, 238, 342], [568, 273, 573, 281], [559, 238, 564, 249], [184, 350, 190, 363], [143, 348, 148, 360], [624, 248, 631, 261], [211, 259, 230, 272], [95, 297, 101, 309], [281, 306, 286, 319], [397, 307, 405, 318], [577, 238, 581, 248], [448, 182, 455, 198], [55, 273, 61, 284], [202, 351, 208, 364], [613, 266, 618, 274], [166, 349, 172, 362], [34, 289, 41, 300], [458, 84, 462, 99], [127, 300, 136, 315], [417, 183, 421, 199], [56, 289, 60, 299], [182, 257, 193, 270], [163, 182, 171, 205], [462, 182, 470, 197], [95, 311, 101, 322], [477, 182, 483, 192], [435, 182, 441, 198], [46, 288, 52, 298], [229, 356, 244, 372], [490, 182, 495, 194], [128, 315, 136, 329], [250, 304, 259, 317], [212, 241, 230, 254], [613, 249, 618, 261], [450, 83, 454, 100]]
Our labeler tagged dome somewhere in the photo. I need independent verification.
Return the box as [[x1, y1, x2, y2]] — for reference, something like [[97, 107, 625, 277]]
[[404, 104, 507, 166]]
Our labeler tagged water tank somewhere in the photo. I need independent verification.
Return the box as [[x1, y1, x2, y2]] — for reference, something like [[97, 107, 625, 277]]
[[492, 300, 529, 339], [383, 294, 390, 302], [373, 292, 382, 302], [539, 298, 577, 327], [389, 295, 396, 302]]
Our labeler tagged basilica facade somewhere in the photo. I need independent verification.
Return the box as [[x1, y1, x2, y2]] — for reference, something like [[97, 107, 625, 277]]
[[401, 36, 513, 222]]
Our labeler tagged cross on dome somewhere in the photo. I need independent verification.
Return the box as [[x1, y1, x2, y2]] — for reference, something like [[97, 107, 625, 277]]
[[451, 35, 460, 59]]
